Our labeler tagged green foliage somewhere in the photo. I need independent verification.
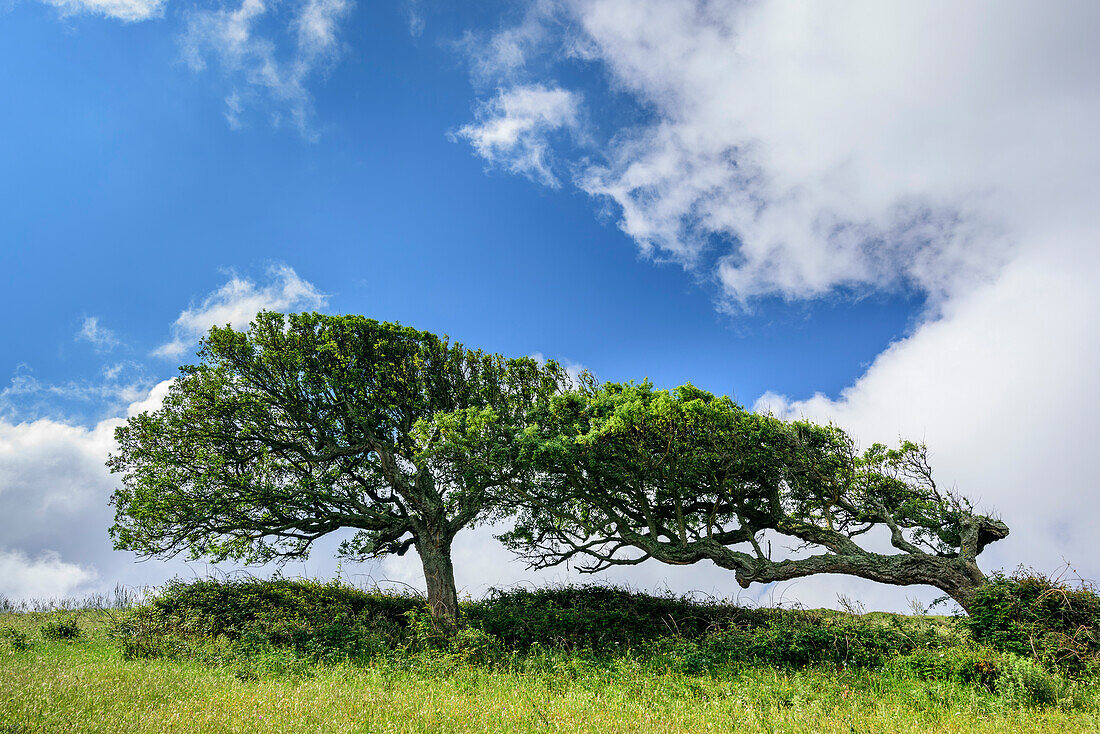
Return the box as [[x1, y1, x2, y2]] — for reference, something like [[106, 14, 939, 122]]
[[112, 578, 420, 665], [5, 628, 1099, 733], [644, 610, 946, 673], [993, 652, 1075, 707], [104, 576, 1100, 713], [889, 645, 1000, 688], [503, 380, 1008, 610], [6, 581, 1098, 732], [108, 311, 571, 625], [39, 617, 81, 641], [112, 578, 961, 676], [462, 585, 771, 652], [0, 625, 31, 651], [963, 570, 1100, 672]]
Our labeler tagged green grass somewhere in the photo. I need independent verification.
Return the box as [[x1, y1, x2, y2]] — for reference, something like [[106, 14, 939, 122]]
[[3, 608, 1099, 734]]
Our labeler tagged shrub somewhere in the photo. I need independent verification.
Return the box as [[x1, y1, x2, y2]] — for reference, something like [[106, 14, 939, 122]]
[[964, 570, 1100, 673], [992, 652, 1067, 706], [1, 626, 31, 651], [40, 617, 81, 641], [110, 578, 958, 676], [112, 577, 421, 663], [462, 584, 771, 652], [890, 645, 1000, 688], [645, 611, 947, 674]]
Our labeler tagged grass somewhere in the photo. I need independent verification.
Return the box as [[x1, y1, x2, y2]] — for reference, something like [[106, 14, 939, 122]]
[[2, 587, 1099, 734]]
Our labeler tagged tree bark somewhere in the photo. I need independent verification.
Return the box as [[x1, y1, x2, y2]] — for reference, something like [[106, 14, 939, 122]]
[[417, 534, 460, 629], [728, 550, 988, 614]]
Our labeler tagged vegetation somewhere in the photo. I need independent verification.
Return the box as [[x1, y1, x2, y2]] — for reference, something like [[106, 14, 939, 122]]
[[963, 569, 1100, 674], [498, 381, 1009, 612], [108, 312, 569, 626], [2, 578, 1099, 733], [92, 311, 1100, 733], [109, 312, 1014, 625]]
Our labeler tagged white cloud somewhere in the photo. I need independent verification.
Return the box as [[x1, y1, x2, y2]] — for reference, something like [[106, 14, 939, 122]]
[[451, 1, 1100, 608], [400, 0, 424, 38], [754, 241, 1100, 583], [39, 0, 164, 22], [529, 351, 589, 389], [76, 316, 120, 352], [182, 0, 352, 134], [0, 370, 151, 421], [153, 264, 328, 359], [459, 0, 560, 87], [455, 84, 581, 188], [0, 381, 210, 600], [0, 550, 97, 600], [126, 378, 173, 417]]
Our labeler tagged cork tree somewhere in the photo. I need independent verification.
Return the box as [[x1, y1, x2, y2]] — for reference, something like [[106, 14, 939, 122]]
[[108, 312, 568, 626], [500, 381, 1009, 613]]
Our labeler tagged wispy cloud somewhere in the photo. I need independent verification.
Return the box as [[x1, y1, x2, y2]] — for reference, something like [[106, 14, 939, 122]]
[[39, 0, 164, 23], [0, 363, 153, 425], [181, 0, 353, 135], [76, 316, 120, 352], [458, 0, 559, 87], [153, 264, 328, 359], [401, 0, 424, 37], [454, 84, 581, 188]]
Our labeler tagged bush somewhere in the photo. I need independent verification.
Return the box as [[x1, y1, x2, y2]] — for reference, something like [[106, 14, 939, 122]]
[[644, 611, 947, 674], [462, 584, 772, 653], [964, 570, 1100, 673], [890, 645, 1000, 688], [993, 652, 1072, 707], [112, 577, 421, 664], [1, 626, 31, 651], [110, 578, 959, 677], [40, 617, 81, 641]]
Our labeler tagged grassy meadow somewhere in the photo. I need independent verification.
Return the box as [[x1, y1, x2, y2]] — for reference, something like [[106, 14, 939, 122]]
[[2, 580, 1098, 733]]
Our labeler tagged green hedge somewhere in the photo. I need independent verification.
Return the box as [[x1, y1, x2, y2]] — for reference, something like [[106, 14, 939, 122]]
[[112, 578, 959, 672], [963, 571, 1100, 673]]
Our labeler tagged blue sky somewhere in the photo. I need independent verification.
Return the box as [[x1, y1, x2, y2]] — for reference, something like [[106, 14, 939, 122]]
[[2, 0, 1097, 609], [0, 0, 917, 412]]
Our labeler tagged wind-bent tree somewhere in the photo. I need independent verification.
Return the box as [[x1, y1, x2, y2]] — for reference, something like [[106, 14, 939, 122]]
[[108, 312, 568, 626], [501, 381, 1009, 613]]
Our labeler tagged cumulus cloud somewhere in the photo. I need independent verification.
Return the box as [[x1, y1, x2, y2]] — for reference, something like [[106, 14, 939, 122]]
[[153, 264, 327, 359], [454, 84, 581, 187], [0, 550, 97, 600], [0, 381, 196, 600], [38, 0, 164, 22], [755, 241, 1100, 579], [462, 1, 1098, 303], [452, 1, 1100, 608], [0, 410, 124, 600], [181, 0, 353, 134]]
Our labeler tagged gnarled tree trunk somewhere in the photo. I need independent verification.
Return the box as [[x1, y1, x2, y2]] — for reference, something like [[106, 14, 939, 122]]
[[417, 534, 460, 629]]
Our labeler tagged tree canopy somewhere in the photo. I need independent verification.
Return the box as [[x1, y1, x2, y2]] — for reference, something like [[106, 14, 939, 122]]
[[499, 381, 1008, 612], [108, 312, 569, 624]]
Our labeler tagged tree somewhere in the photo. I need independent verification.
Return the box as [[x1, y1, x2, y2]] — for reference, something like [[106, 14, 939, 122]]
[[108, 312, 568, 627], [501, 381, 1009, 613]]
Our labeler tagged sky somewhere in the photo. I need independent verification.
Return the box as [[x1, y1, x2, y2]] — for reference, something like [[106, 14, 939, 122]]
[[1, 0, 1098, 612]]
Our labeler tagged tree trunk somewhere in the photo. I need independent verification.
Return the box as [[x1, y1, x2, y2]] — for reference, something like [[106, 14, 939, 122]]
[[417, 535, 460, 629]]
